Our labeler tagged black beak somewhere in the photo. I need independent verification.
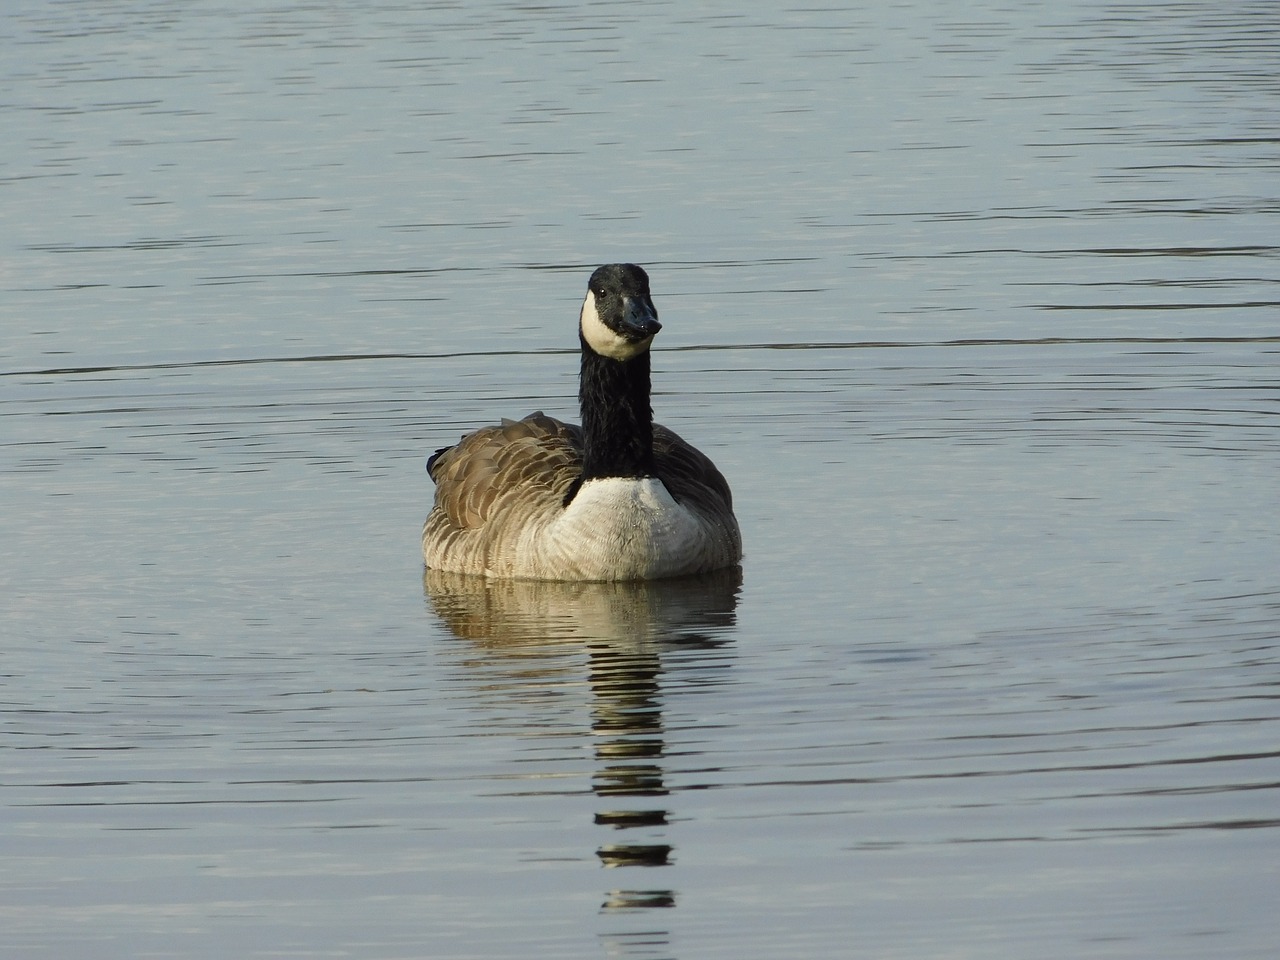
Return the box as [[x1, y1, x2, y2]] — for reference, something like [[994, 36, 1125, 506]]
[[621, 296, 661, 340]]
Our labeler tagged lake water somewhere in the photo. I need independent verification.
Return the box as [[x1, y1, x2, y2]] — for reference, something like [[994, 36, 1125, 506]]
[[2, 1, 1278, 957]]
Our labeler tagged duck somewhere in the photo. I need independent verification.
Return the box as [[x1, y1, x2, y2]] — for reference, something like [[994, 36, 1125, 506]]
[[422, 263, 742, 581]]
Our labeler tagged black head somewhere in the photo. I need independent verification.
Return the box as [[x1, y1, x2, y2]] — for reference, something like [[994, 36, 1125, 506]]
[[579, 263, 662, 361]]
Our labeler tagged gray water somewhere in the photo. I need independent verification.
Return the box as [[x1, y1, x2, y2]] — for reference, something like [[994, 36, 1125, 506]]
[[3, 1, 1278, 957]]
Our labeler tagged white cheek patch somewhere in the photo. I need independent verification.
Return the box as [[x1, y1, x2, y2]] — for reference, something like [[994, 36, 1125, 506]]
[[580, 289, 653, 361]]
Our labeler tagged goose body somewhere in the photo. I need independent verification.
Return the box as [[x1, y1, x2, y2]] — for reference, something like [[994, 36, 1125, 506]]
[[423, 264, 741, 581]]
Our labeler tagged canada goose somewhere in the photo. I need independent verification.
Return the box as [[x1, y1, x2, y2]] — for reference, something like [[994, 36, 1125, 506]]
[[423, 263, 742, 581]]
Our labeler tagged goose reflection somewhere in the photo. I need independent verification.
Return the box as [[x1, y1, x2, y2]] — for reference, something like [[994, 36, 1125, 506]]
[[424, 567, 740, 923]]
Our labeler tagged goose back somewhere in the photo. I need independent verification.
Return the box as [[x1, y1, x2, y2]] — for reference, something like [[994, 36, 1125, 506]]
[[423, 411, 740, 580]]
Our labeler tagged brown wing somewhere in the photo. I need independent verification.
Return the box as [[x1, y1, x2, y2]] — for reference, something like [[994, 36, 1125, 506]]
[[653, 423, 737, 522], [426, 410, 582, 531]]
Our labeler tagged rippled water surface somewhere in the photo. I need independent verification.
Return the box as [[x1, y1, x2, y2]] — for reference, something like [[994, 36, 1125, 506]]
[[3, 1, 1278, 958]]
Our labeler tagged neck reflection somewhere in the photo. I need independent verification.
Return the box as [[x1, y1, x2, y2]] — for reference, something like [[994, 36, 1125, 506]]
[[425, 567, 740, 937]]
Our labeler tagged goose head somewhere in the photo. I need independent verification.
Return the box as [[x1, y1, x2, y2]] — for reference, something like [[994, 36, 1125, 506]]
[[579, 263, 662, 361]]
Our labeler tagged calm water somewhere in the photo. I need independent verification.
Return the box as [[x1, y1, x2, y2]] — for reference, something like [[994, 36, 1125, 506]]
[[3, 1, 1278, 957]]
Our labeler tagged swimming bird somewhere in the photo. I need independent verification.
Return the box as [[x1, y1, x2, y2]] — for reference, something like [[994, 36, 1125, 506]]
[[423, 263, 742, 580]]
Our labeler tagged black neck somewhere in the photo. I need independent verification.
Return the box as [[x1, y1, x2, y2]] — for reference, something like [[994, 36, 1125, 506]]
[[578, 338, 655, 481]]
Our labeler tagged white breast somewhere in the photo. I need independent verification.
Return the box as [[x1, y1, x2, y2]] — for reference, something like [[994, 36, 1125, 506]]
[[532, 477, 709, 580]]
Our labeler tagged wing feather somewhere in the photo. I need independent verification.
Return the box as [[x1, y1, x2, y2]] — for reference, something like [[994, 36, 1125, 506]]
[[653, 424, 735, 518], [425, 413, 583, 571]]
